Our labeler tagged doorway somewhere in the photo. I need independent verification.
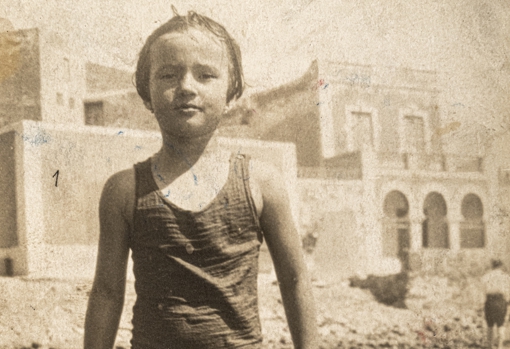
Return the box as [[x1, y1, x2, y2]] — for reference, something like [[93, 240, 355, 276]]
[[422, 192, 449, 248], [383, 191, 411, 270]]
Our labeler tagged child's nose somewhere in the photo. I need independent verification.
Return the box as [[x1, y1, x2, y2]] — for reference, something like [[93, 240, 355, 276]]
[[177, 72, 198, 95]]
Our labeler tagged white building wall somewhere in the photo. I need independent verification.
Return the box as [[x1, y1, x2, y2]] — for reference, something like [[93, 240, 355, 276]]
[[0, 120, 299, 279], [298, 178, 366, 282]]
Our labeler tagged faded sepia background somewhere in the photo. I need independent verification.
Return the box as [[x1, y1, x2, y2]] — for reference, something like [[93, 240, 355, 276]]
[[1, 0, 510, 348], [3, 0, 510, 149]]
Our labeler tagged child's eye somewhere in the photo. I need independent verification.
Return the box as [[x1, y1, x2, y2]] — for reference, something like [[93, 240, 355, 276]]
[[160, 73, 177, 80], [199, 73, 216, 80]]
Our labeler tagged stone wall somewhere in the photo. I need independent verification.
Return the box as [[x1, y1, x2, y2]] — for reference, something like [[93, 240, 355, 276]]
[[0, 131, 17, 253], [297, 178, 369, 282], [0, 120, 297, 278]]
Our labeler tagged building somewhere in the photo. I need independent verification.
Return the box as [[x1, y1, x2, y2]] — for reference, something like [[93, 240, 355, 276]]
[[0, 26, 507, 281], [224, 60, 497, 281]]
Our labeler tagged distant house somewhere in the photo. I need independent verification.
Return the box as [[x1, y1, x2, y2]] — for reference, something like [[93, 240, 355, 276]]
[[84, 62, 158, 130], [221, 60, 498, 280], [0, 27, 507, 280]]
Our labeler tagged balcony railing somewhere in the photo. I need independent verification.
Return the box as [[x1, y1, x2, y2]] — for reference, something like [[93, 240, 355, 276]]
[[377, 152, 483, 173], [298, 151, 483, 180], [297, 166, 362, 180]]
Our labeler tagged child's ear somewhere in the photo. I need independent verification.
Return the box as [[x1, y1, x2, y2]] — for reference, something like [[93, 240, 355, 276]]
[[144, 100, 154, 113]]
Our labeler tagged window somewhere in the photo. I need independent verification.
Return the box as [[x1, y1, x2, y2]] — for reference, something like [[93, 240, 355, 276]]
[[56, 93, 64, 105], [382, 191, 410, 270], [422, 192, 449, 248], [63, 57, 70, 81], [460, 194, 485, 248], [84, 101, 104, 126], [403, 115, 425, 153], [352, 112, 374, 151], [398, 109, 431, 154], [499, 168, 510, 186], [345, 106, 379, 152]]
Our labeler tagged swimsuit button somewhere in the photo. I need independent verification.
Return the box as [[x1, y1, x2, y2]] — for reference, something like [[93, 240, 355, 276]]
[[236, 154, 245, 159], [185, 243, 194, 254], [157, 303, 164, 311]]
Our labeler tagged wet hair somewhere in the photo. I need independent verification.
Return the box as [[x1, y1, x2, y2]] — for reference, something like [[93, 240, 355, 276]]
[[135, 10, 244, 104], [491, 259, 503, 269]]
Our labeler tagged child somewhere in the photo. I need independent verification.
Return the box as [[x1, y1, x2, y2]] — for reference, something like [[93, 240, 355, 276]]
[[482, 259, 510, 349], [84, 10, 318, 349]]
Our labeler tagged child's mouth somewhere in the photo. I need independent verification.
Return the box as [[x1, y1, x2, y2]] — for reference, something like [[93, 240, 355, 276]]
[[175, 104, 202, 113]]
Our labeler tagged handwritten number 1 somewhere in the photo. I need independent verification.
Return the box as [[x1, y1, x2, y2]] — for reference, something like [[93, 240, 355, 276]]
[[53, 170, 59, 187]]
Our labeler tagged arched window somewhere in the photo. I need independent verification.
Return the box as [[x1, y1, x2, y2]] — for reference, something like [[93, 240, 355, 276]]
[[460, 194, 485, 248], [383, 191, 410, 269], [422, 192, 449, 248]]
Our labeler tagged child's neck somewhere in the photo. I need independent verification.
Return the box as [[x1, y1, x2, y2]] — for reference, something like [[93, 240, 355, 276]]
[[158, 130, 221, 170]]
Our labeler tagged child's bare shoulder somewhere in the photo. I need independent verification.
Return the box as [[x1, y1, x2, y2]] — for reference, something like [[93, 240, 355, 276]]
[[103, 168, 135, 195], [249, 159, 287, 201], [249, 158, 284, 185], [101, 168, 136, 220]]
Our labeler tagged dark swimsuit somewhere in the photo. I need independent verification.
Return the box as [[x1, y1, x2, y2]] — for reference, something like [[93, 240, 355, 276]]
[[130, 154, 264, 349]]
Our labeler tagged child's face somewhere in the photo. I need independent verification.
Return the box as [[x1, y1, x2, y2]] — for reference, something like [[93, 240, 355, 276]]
[[147, 28, 230, 139]]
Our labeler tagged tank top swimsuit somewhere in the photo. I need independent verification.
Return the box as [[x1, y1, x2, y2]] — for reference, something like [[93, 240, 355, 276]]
[[130, 153, 264, 349]]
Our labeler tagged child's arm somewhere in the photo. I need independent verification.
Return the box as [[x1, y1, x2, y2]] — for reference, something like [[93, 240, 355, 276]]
[[253, 161, 319, 349], [84, 170, 133, 349]]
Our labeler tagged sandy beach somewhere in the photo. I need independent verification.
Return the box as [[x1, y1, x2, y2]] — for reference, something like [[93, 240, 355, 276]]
[[0, 272, 492, 349]]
